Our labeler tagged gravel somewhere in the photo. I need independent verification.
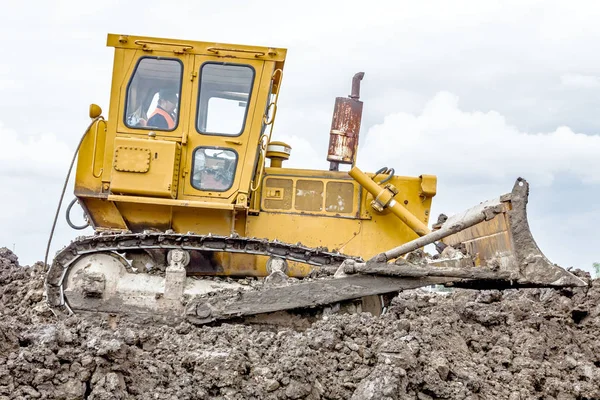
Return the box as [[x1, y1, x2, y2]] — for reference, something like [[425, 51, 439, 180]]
[[1, 247, 599, 399]]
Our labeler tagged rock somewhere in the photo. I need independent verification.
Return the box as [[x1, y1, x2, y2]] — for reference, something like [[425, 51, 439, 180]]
[[352, 366, 399, 400], [432, 357, 450, 381], [20, 385, 40, 398], [56, 379, 85, 400], [105, 372, 125, 391], [265, 379, 280, 392], [285, 380, 312, 399]]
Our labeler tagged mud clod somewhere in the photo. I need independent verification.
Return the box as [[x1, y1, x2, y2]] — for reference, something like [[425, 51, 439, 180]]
[[1, 248, 600, 399]]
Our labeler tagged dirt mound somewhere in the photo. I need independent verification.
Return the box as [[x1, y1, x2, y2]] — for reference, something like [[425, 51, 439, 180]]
[[1, 248, 599, 399]]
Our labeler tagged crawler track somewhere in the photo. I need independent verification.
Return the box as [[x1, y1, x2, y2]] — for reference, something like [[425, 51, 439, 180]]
[[45, 232, 360, 314]]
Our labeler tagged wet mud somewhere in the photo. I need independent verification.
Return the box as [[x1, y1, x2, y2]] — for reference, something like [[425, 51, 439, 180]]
[[1, 247, 599, 399]]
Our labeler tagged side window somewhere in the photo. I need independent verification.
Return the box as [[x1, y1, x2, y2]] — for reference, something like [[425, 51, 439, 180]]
[[197, 63, 254, 136], [124, 58, 183, 131], [191, 148, 238, 192]]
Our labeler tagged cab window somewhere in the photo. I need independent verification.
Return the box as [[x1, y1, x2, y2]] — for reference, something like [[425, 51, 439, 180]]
[[124, 57, 183, 131], [197, 63, 254, 136], [191, 147, 238, 192]]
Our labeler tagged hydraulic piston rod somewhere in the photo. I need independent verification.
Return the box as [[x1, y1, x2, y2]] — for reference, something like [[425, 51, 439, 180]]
[[374, 199, 508, 262], [349, 166, 430, 236]]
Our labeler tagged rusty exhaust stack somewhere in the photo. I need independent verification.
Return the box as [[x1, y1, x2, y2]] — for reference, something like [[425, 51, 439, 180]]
[[328, 72, 365, 171]]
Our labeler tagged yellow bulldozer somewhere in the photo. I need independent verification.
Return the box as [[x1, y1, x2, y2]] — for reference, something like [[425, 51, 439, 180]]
[[44, 34, 585, 324]]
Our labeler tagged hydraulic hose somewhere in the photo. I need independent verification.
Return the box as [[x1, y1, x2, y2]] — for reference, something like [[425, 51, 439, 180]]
[[65, 198, 90, 230], [373, 167, 395, 184]]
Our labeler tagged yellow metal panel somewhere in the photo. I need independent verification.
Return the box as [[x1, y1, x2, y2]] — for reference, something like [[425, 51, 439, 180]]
[[248, 212, 361, 251], [295, 180, 324, 212], [261, 174, 360, 218], [113, 146, 150, 172], [420, 174, 437, 198], [325, 182, 354, 214], [110, 137, 180, 198], [114, 202, 172, 232], [263, 178, 293, 210], [247, 209, 421, 261], [106, 34, 287, 65], [265, 167, 354, 180], [171, 208, 235, 235], [81, 198, 127, 230], [75, 119, 107, 195], [108, 194, 235, 210]]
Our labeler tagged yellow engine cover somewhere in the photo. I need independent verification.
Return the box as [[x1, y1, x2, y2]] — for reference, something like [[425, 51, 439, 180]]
[[110, 137, 181, 198]]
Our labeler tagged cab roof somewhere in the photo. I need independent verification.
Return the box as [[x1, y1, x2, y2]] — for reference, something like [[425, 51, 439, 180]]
[[107, 33, 287, 87]]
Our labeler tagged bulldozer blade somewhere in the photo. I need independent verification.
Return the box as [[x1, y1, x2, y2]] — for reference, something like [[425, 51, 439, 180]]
[[376, 177, 585, 288], [339, 257, 585, 289], [187, 274, 454, 324]]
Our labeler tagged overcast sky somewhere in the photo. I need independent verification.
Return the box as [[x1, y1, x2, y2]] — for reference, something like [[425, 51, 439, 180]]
[[1, 0, 598, 273]]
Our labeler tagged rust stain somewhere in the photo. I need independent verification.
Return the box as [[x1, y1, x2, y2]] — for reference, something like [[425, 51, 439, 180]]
[[327, 98, 363, 163], [327, 72, 365, 165]]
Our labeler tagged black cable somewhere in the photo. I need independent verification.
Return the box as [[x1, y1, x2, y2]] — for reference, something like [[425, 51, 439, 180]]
[[43, 117, 102, 270]]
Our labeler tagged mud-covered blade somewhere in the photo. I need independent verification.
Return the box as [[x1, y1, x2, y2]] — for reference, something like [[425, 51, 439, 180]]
[[186, 275, 453, 324], [439, 178, 585, 288]]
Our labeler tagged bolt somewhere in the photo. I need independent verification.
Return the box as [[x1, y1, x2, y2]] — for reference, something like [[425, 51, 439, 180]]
[[196, 304, 212, 319]]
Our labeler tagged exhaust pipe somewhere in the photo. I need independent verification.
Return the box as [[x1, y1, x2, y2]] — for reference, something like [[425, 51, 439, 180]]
[[328, 72, 365, 171]]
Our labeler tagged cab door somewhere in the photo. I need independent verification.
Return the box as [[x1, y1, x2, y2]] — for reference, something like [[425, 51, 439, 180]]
[[182, 54, 269, 201]]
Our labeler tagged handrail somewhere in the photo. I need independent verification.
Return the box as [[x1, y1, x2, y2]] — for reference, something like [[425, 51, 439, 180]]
[[206, 47, 277, 58], [91, 119, 105, 178], [263, 68, 283, 125], [134, 40, 193, 52], [250, 134, 269, 192]]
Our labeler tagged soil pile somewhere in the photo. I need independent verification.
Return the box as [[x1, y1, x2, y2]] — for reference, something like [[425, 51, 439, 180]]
[[1, 247, 599, 400]]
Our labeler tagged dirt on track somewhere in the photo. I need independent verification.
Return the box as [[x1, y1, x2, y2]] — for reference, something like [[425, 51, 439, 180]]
[[1, 247, 599, 400]]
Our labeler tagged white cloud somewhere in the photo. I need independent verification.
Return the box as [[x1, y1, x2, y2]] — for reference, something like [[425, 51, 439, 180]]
[[560, 73, 600, 89], [0, 122, 83, 266], [0, 122, 72, 178], [272, 133, 329, 171], [358, 92, 600, 186]]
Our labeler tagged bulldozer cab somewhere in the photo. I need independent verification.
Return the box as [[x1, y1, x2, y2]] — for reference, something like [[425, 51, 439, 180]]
[[103, 34, 285, 204]]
